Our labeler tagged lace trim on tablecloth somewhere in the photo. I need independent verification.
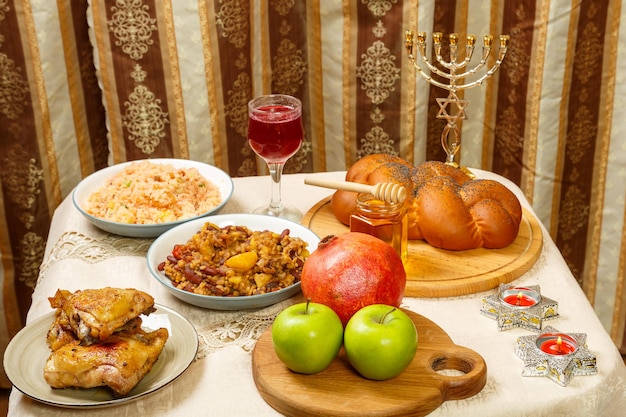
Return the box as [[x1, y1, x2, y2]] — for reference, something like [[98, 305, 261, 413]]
[[38, 231, 153, 286], [194, 299, 294, 360]]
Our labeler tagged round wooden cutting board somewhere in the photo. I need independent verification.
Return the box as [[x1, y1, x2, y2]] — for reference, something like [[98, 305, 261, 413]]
[[252, 309, 487, 417], [301, 197, 543, 298]]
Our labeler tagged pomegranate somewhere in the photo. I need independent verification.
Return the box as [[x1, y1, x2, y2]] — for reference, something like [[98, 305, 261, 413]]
[[300, 232, 406, 325]]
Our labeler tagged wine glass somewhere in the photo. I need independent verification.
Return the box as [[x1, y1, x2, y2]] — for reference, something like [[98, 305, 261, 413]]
[[247, 94, 304, 221]]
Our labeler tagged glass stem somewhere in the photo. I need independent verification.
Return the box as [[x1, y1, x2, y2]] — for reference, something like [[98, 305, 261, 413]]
[[267, 162, 284, 212]]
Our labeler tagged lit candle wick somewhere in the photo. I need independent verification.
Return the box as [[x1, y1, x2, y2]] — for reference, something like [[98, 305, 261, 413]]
[[516, 291, 523, 306], [557, 336, 562, 353]]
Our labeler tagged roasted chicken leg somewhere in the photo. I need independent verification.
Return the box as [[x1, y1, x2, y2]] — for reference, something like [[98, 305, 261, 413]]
[[44, 327, 169, 396]]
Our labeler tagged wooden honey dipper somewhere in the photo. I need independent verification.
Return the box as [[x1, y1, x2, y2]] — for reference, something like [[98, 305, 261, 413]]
[[304, 177, 407, 203]]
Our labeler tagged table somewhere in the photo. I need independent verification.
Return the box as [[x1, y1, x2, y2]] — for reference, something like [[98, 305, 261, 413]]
[[8, 170, 626, 417]]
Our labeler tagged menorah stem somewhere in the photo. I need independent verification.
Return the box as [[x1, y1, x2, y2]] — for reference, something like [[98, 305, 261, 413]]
[[442, 123, 461, 165]]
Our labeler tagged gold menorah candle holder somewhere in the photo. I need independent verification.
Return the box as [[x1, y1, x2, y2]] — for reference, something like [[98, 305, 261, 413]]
[[405, 30, 509, 168]]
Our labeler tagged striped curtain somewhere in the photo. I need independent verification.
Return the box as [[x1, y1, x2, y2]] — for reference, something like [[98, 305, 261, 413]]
[[0, 0, 108, 387]]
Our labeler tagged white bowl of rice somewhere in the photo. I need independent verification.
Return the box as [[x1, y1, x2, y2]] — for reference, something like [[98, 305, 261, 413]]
[[72, 159, 234, 237]]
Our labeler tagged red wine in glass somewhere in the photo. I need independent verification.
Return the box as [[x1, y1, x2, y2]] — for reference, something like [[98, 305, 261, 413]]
[[247, 95, 303, 221], [248, 105, 303, 163]]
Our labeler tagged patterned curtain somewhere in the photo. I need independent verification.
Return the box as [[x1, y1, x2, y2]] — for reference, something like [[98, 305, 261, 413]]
[[89, 0, 325, 176], [0, 0, 108, 387]]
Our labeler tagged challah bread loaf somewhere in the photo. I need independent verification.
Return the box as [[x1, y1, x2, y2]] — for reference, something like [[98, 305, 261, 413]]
[[411, 158, 472, 189], [330, 155, 523, 250]]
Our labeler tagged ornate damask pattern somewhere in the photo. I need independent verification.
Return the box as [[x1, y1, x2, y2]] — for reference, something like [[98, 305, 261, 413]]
[[0, 0, 110, 385], [267, 1, 312, 173], [0, 0, 46, 387], [209, 0, 256, 176], [1, 146, 42, 221], [90, 0, 177, 161], [555, 3, 609, 289], [271, 0, 295, 16], [0, 0, 7, 20], [216, 0, 248, 48], [123, 83, 170, 153], [0, 143, 46, 293], [0, 54, 28, 119], [106, 0, 171, 157], [273, 39, 308, 97], [423, 2, 457, 162], [0, 1, 50, 337], [349, 0, 404, 161], [363, 0, 397, 17], [357, 40, 400, 106], [108, 0, 157, 60], [491, 1, 534, 182]]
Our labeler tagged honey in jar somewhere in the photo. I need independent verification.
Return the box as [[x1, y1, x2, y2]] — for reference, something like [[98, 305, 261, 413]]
[[349, 193, 408, 262]]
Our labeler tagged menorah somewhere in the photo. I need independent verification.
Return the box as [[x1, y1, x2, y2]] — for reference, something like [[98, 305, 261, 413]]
[[405, 31, 509, 169]]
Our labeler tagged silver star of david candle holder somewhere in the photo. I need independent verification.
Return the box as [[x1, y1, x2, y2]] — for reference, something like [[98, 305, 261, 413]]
[[515, 326, 597, 387], [480, 284, 559, 331], [405, 30, 509, 170]]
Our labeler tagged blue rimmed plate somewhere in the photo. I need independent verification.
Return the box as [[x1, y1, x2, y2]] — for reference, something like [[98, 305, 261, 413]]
[[4, 304, 197, 409]]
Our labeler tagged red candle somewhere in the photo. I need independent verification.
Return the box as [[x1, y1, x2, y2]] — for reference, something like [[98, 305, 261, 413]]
[[503, 292, 537, 307], [537, 334, 577, 355], [500, 287, 540, 307]]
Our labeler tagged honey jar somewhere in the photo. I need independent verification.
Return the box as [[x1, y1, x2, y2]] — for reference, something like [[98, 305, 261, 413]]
[[350, 193, 408, 262]]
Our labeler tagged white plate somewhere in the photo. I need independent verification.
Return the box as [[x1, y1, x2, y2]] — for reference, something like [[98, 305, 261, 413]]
[[147, 214, 320, 310], [72, 159, 234, 237], [4, 304, 197, 409]]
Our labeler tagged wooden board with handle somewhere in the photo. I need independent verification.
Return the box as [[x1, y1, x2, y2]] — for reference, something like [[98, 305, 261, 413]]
[[252, 309, 487, 417], [301, 197, 543, 298]]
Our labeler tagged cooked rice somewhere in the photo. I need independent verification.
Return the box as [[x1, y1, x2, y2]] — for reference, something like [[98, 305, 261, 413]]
[[157, 222, 311, 296], [86, 161, 222, 224]]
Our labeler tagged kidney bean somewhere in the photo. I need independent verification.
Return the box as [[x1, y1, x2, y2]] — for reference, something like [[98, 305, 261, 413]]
[[201, 265, 220, 276], [183, 265, 203, 284]]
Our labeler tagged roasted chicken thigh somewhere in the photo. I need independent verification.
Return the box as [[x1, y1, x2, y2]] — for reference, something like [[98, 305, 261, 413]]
[[48, 287, 156, 343], [44, 327, 169, 396]]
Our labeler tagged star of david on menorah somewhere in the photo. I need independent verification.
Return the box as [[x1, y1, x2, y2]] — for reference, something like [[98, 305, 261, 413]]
[[405, 30, 509, 172]]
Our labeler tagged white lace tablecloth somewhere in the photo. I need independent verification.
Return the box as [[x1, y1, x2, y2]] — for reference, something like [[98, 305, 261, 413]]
[[8, 170, 626, 417]]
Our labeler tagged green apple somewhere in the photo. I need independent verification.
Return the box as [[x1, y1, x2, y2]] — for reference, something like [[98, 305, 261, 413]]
[[344, 304, 418, 380], [271, 299, 343, 374]]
